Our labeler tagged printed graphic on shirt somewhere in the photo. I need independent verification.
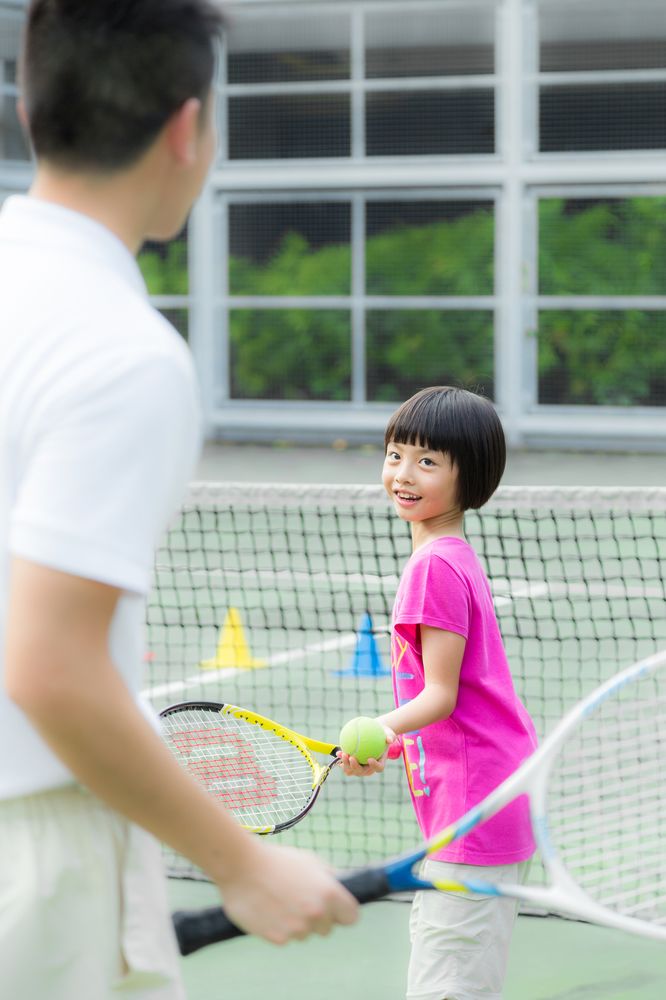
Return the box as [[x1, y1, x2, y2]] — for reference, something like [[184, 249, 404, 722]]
[[392, 632, 430, 797]]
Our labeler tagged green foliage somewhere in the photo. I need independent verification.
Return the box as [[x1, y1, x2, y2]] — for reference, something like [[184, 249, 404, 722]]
[[230, 232, 351, 295], [366, 209, 494, 296], [230, 309, 351, 400], [538, 310, 666, 406], [539, 198, 666, 296], [138, 241, 188, 295], [367, 310, 493, 402]]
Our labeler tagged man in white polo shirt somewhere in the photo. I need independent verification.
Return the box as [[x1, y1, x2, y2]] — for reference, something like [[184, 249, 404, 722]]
[[0, 3, 357, 998]]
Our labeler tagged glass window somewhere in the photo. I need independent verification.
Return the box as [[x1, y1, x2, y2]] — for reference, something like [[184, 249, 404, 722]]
[[0, 9, 30, 162], [222, 4, 497, 162], [230, 310, 351, 401], [539, 197, 666, 296], [365, 6, 495, 79], [540, 84, 666, 153], [537, 311, 666, 406], [229, 202, 351, 295], [227, 14, 350, 84], [229, 94, 350, 160], [542, 38, 666, 73], [366, 89, 495, 156], [366, 200, 494, 295], [539, 2, 666, 72], [538, 0, 666, 153], [225, 12, 350, 161], [366, 310, 495, 403], [0, 72, 29, 161]]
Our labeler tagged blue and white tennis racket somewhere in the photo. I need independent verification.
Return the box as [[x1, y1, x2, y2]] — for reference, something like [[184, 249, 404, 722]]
[[173, 649, 666, 955]]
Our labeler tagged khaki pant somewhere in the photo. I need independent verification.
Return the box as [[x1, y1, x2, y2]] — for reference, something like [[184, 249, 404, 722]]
[[407, 859, 529, 1000], [0, 785, 185, 1000]]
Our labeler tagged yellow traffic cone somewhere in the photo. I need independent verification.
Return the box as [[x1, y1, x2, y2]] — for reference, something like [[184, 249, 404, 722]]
[[200, 608, 266, 670]]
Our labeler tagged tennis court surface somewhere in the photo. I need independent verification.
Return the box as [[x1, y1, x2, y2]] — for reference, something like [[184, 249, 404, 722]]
[[169, 880, 666, 1000]]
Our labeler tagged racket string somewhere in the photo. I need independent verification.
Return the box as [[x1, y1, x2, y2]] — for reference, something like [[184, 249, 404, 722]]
[[547, 674, 666, 925], [162, 708, 321, 829]]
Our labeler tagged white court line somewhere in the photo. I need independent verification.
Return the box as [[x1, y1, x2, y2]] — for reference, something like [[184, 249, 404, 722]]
[[141, 631, 360, 701], [154, 566, 399, 591], [494, 581, 551, 607], [492, 579, 666, 602], [155, 567, 665, 600]]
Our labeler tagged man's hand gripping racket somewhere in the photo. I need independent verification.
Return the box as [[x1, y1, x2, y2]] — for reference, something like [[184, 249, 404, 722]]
[[168, 650, 666, 955]]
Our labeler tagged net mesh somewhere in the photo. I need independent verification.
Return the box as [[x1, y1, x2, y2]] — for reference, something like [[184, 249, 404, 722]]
[[144, 483, 666, 882]]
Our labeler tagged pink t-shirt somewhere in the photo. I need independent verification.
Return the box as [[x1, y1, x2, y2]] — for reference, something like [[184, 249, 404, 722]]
[[392, 536, 537, 865]]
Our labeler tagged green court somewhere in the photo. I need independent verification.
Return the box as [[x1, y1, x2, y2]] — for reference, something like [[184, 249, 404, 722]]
[[169, 880, 666, 1000]]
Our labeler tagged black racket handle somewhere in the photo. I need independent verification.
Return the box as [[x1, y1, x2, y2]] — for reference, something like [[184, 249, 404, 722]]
[[172, 866, 391, 956], [172, 905, 242, 955]]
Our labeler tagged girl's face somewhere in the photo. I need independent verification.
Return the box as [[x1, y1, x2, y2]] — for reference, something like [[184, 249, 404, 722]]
[[382, 440, 461, 527]]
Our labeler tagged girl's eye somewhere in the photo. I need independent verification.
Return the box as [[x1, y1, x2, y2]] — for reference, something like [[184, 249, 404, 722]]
[[420, 457, 435, 467]]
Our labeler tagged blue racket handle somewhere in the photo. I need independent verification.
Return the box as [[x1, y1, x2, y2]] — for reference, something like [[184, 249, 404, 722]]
[[173, 867, 392, 955]]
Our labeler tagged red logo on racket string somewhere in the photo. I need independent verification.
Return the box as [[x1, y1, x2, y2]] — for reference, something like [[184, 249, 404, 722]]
[[172, 728, 277, 807]]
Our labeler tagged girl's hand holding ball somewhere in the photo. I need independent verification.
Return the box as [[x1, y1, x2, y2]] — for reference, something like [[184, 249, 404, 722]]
[[337, 716, 401, 776]]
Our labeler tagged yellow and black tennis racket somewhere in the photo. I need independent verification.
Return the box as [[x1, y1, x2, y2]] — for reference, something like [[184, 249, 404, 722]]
[[160, 700, 398, 835]]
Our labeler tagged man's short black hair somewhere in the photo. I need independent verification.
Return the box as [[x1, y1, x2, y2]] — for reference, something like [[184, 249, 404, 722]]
[[384, 386, 506, 510], [22, 0, 226, 170]]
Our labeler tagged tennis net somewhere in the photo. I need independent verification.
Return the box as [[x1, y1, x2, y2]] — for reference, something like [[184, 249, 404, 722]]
[[144, 483, 666, 880]]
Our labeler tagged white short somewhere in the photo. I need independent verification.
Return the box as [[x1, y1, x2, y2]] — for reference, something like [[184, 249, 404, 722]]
[[406, 859, 529, 1000], [0, 785, 185, 1000]]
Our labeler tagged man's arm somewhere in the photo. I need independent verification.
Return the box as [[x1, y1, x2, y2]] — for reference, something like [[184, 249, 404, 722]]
[[4, 557, 358, 943]]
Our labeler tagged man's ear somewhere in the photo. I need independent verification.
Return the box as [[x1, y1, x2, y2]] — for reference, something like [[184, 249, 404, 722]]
[[16, 96, 29, 133], [163, 98, 202, 167]]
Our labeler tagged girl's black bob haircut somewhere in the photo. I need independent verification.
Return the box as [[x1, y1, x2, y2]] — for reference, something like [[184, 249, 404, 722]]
[[384, 386, 506, 511]]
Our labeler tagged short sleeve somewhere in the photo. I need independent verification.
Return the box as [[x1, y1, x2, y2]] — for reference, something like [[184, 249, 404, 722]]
[[9, 348, 200, 594], [394, 552, 470, 648]]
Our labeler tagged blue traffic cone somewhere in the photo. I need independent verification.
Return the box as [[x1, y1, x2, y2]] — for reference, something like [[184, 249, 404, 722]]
[[334, 613, 391, 677]]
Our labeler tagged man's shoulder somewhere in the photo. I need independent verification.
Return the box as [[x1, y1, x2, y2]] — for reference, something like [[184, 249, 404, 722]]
[[94, 294, 191, 369], [6, 289, 197, 435], [73, 306, 196, 414]]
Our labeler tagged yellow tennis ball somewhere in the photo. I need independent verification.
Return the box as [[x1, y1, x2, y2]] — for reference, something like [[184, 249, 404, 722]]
[[339, 716, 387, 764]]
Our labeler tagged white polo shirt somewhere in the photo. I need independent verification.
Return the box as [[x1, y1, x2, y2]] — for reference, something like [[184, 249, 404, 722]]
[[0, 195, 202, 799]]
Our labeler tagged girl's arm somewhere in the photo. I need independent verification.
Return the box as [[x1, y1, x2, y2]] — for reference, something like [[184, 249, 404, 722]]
[[340, 625, 465, 776], [379, 625, 464, 735]]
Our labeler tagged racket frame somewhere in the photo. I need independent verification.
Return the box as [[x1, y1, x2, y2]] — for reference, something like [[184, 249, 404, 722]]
[[385, 649, 666, 941]]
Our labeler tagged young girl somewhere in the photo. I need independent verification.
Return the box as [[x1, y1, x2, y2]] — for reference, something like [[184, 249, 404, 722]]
[[340, 385, 537, 1000]]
